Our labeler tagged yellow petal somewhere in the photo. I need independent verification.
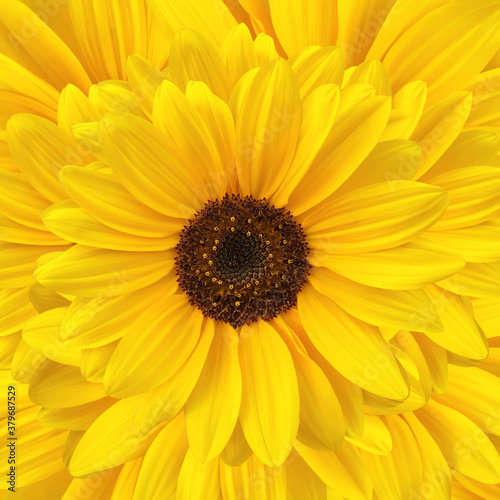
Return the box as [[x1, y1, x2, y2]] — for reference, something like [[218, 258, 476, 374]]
[[220, 453, 287, 500], [81, 341, 119, 383], [219, 24, 258, 88], [6, 113, 91, 202], [271, 84, 340, 207], [125, 54, 169, 119], [297, 281, 410, 400], [416, 399, 500, 484], [62, 467, 122, 500], [110, 458, 143, 500], [99, 112, 204, 218], [28, 282, 71, 314], [411, 92, 473, 179], [104, 295, 203, 398], [29, 360, 107, 408], [177, 452, 221, 500], [273, 318, 345, 451], [346, 415, 392, 456], [349, 59, 391, 96], [0, 1, 91, 91], [0, 286, 36, 337], [303, 181, 448, 254], [185, 323, 241, 461], [0, 169, 51, 230], [37, 397, 117, 431], [133, 413, 188, 500], [60, 274, 176, 348], [254, 33, 280, 66], [68, 397, 162, 477], [402, 412, 452, 500], [295, 441, 373, 500], [433, 364, 500, 437], [0, 331, 22, 369], [0, 405, 68, 488], [426, 166, 500, 230], [42, 200, 177, 251], [59, 165, 182, 238], [454, 471, 500, 500], [413, 332, 448, 394], [11, 339, 45, 383], [423, 222, 500, 263], [438, 262, 500, 300], [0, 243, 63, 288], [309, 268, 443, 333], [0, 55, 59, 110], [424, 285, 489, 361], [220, 420, 253, 467], [269, 0, 337, 56], [152, 80, 228, 200], [132, 319, 214, 438], [235, 58, 301, 200], [0, 212, 69, 246], [147, 0, 237, 52], [287, 95, 391, 214], [288, 46, 344, 99], [239, 321, 299, 467], [383, 2, 500, 103], [286, 453, 327, 500], [22, 307, 81, 366], [473, 298, 500, 340], [57, 84, 101, 135], [185, 81, 236, 192], [34, 244, 175, 297], [310, 238, 464, 290], [169, 28, 230, 100], [422, 129, 500, 180]]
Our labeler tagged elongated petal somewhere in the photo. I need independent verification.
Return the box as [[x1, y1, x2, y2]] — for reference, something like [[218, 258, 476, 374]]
[[235, 58, 301, 200], [133, 413, 188, 500], [6, 114, 91, 202], [269, 0, 337, 56], [34, 244, 174, 297], [304, 180, 448, 254], [403, 412, 452, 500], [423, 222, 500, 263], [346, 415, 392, 455], [57, 84, 101, 135], [60, 275, 175, 348], [59, 166, 181, 238], [185, 323, 241, 461], [416, 399, 500, 484], [0, 1, 91, 91], [311, 239, 464, 290], [272, 84, 340, 207], [239, 321, 299, 466], [153, 80, 228, 199], [99, 112, 204, 218], [286, 453, 327, 500], [220, 420, 253, 467], [177, 453, 221, 500], [424, 285, 489, 361], [169, 28, 230, 100], [132, 320, 214, 438], [309, 268, 443, 333], [298, 282, 410, 400], [147, 0, 237, 51], [288, 46, 345, 99], [0, 406, 68, 488], [0, 286, 36, 337], [383, 2, 500, 103], [22, 307, 81, 366], [104, 295, 203, 398], [68, 398, 162, 477], [288, 96, 391, 214], [295, 441, 373, 500], [220, 454, 287, 500]]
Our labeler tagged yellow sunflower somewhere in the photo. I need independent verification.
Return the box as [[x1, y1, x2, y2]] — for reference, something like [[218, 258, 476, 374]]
[[0, 0, 500, 499]]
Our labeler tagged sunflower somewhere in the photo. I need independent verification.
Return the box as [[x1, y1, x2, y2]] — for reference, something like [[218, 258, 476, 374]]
[[0, 0, 500, 499]]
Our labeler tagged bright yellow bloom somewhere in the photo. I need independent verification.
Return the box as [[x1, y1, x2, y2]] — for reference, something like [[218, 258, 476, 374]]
[[0, 0, 500, 499]]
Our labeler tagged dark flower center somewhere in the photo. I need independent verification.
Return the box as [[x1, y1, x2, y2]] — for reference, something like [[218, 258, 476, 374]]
[[175, 194, 311, 328]]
